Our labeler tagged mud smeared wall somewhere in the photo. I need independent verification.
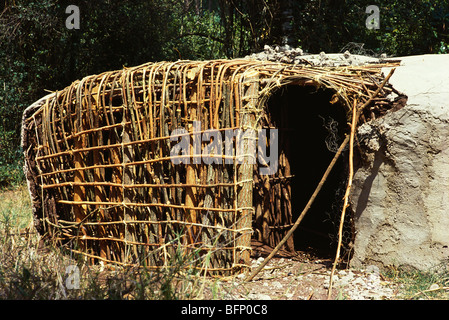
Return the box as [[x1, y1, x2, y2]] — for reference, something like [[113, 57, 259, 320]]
[[350, 54, 449, 271]]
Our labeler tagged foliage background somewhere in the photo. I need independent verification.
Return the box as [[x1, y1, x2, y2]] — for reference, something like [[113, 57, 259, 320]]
[[1, 0, 448, 187]]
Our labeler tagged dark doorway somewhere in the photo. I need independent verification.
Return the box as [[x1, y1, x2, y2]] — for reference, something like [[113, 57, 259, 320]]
[[266, 85, 351, 258]]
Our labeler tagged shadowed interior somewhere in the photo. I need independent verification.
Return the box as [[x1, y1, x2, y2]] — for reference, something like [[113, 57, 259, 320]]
[[265, 85, 351, 258]]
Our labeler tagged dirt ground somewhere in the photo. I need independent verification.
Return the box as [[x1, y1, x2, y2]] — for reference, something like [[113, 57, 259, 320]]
[[202, 243, 402, 300]]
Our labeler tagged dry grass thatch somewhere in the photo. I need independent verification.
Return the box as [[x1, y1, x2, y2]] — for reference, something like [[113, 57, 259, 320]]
[[21, 58, 401, 276]]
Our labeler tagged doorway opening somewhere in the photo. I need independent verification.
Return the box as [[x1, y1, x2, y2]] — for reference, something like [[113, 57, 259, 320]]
[[257, 85, 354, 259]]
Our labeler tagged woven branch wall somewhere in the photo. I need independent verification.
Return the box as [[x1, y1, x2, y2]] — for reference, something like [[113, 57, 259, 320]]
[[22, 59, 399, 275]]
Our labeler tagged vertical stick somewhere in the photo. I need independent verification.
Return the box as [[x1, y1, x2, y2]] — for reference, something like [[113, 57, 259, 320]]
[[222, 81, 233, 270], [236, 72, 259, 267], [73, 133, 87, 253], [122, 71, 138, 263], [185, 92, 198, 244], [73, 85, 87, 254], [93, 144, 108, 260], [122, 125, 137, 263], [327, 100, 357, 299], [202, 165, 215, 268], [110, 141, 124, 261], [262, 175, 271, 245], [92, 92, 108, 261]]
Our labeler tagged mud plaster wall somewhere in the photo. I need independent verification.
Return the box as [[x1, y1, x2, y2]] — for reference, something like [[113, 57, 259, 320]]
[[350, 54, 449, 271]]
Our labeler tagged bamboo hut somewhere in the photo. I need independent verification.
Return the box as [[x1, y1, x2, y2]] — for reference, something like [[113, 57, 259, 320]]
[[21, 58, 401, 275]]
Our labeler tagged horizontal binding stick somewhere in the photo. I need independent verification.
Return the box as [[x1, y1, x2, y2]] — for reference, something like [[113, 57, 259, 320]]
[[43, 181, 235, 189], [63, 233, 241, 251], [38, 154, 238, 178], [36, 125, 240, 161], [70, 246, 237, 272], [58, 218, 252, 232], [57, 200, 237, 212]]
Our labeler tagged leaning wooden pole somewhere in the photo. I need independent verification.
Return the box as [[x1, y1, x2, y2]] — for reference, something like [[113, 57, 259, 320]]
[[245, 134, 350, 282]]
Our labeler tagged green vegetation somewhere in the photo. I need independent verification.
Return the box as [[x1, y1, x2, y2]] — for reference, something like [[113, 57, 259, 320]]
[[0, 230, 209, 299], [0, 184, 32, 229], [1, 0, 448, 187], [384, 264, 449, 300]]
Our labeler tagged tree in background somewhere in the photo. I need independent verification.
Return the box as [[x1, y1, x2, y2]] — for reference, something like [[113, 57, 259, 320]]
[[0, 0, 448, 187]]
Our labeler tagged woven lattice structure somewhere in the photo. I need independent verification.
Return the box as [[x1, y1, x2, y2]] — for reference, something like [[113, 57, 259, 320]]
[[22, 59, 399, 275]]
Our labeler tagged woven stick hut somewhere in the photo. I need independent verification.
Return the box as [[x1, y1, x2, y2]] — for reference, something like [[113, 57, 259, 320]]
[[21, 58, 400, 275]]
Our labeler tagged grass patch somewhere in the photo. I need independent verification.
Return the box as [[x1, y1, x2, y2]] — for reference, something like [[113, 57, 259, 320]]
[[0, 223, 212, 300], [0, 184, 33, 229], [384, 264, 449, 300], [0, 184, 218, 300]]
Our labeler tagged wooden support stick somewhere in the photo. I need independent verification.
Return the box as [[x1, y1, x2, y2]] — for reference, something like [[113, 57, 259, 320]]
[[73, 97, 88, 254], [327, 100, 357, 299], [236, 73, 259, 267], [245, 134, 350, 282], [93, 117, 108, 261], [326, 68, 396, 298], [186, 93, 199, 244]]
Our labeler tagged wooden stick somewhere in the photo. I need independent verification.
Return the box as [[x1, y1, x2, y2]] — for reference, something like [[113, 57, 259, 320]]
[[327, 68, 396, 299], [356, 68, 396, 119], [410, 286, 449, 299], [73, 106, 88, 253], [236, 73, 259, 267], [38, 154, 238, 178], [186, 92, 199, 244], [327, 100, 357, 299], [43, 181, 235, 189], [245, 134, 350, 282], [35, 125, 240, 161], [58, 218, 250, 233], [57, 200, 237, 212]]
